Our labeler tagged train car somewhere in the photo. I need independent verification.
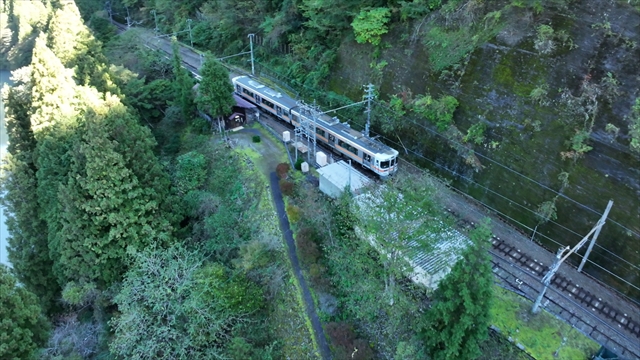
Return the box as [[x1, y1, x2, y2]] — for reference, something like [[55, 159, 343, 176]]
[[232, 75, 399, 177]]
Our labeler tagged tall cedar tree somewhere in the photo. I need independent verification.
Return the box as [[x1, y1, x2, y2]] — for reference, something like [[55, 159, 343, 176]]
[[1, 68, 60, 314], [195, 55, 234, 125], [29, 33, 79, 135], [47, 2, 119, 94], [171, 39, 195, 120], [0, 265, 50, 359], [422, 219, 494, 360], [55, 105, 174, 286]]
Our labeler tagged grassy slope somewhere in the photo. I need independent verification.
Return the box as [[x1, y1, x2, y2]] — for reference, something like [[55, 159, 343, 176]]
[[491, 286, 600, 360]]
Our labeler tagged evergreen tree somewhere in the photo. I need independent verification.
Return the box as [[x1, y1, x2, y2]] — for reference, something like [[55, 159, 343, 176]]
[[0, 67, 61, 314], [422, 219, 494, 360], [29, 32, 79, 135], [195, 55, 234, 127], [0, 265, 50, 360], [47, 2, 118, 94], [171, 39, 195, 121], [55, 105, 174, 286]]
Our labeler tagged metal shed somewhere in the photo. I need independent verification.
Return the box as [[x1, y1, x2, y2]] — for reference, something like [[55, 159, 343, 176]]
[[317, 161, 371, 198]]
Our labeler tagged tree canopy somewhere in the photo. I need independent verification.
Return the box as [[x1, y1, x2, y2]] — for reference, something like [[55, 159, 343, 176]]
[[195, 55, 234, 119], [422, 219, 494, 359], [0, 265, 50, 360], [109, 245, 262, 359]]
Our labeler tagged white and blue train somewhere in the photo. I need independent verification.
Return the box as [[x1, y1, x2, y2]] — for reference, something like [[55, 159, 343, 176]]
[[232, 76, 399, 177]]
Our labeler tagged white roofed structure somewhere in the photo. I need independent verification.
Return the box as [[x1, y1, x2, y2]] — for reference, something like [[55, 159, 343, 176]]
[[317, 161, 371, 198]]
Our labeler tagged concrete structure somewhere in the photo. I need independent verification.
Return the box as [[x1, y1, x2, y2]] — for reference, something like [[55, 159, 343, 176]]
[[283, 130, 290, 142], [317, 161, 371, 198], [316, 151, 327, 167], [301, 162, 309, 173]]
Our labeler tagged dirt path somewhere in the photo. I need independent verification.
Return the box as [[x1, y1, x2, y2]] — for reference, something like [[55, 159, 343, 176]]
[[228, 128, 331, 359], [269, 171, 332, 360]]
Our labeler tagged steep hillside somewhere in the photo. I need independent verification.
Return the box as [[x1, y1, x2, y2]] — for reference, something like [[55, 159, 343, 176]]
[[331, 0, 640, 301]]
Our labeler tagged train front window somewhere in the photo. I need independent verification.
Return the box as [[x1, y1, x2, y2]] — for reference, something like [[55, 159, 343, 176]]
[[380, 160, 390, 169]]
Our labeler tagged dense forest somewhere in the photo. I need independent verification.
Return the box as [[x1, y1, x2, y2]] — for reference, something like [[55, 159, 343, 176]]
[[0, 0, 505, 359], [0, 0, 635, 359], [62, 0, 639, 301]]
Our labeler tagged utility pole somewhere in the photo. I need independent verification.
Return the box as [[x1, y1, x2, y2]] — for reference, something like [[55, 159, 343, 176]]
[[186, 19, 193, 47], [248, 34, 255, 76], [578, 200, 613, 272], [363, 84, 375, 138], [532, 246, 569, 314], [531, 212, 607, 314], [151, 10, 158, 33]]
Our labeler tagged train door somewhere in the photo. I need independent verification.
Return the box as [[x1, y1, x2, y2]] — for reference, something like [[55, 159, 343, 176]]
[[236, 85, 241, 94], [363, 153, 372, 169], [255, 95, 261, 104], [276, 106, 283, 117], [328, 134, 336, 147]]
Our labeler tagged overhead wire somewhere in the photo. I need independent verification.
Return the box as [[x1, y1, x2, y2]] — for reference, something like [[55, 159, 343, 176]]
[[336, 109, 640, 281], [372, 100, 640, 239], [368, 101, 640, 263]]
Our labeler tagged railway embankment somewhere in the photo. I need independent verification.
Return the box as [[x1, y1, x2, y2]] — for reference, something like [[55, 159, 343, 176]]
[[115, 23, 640, 359]]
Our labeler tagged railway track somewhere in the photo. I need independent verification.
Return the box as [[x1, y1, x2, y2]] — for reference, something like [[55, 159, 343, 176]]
[[447, 210, 640, 359], [110, 22, 640, 358]]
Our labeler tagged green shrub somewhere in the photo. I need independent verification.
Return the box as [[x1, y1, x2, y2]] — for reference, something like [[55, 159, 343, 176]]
[[252, 135, 261, 143], [294, 157, 305, 171]]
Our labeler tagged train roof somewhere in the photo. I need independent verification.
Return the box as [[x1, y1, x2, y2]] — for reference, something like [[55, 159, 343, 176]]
[[233, 76, 398, 158]]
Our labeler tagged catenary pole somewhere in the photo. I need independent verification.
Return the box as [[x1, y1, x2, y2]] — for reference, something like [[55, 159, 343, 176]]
[[248, 34, 255, 76], [578, 200, 613, 272]]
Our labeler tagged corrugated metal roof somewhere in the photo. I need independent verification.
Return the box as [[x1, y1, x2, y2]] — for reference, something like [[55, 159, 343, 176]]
[[354, 191, 470, 289], [317, 161, 371, 194]]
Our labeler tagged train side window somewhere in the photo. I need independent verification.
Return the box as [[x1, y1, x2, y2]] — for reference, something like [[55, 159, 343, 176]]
[[292, 115, 299, 123], [316, 128, 326, 137]]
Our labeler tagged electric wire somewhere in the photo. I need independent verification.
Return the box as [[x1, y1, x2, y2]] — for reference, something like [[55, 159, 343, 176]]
[[329, 113, 640, 295], [372, 100, 640, 239]]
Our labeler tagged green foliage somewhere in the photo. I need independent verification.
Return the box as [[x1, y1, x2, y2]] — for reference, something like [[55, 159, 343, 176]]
[[172, 39, 196, 121], [412, 93, 459, 131], [356, 174, 442, 305], [535, 198, 558, 225], [424, 26, 480, 72], [29, 33, 81, 134], [351, 7, 391, 46], [423, 219, 494, 360], [54, 105, 174, 286], [399, 0, 442, 21], [196, 55, 235, 118], [294, 157, 305, 170], [529, 84, 549, 105], [490, 286, 599, 359], [568, 129, 593, 154], [252, 135, 261, 143], [0, 265, 50, 360], [110, 245, 258, 360], [463, 122, 486, 145], [61, 281, 98, 307], [1, 69, 61, 314], [174, 151, 207, 195], [534, 24, 556, 54]]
